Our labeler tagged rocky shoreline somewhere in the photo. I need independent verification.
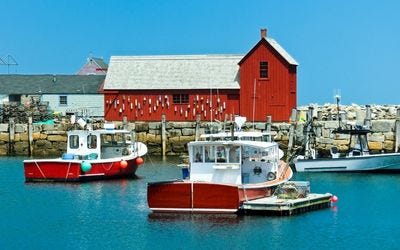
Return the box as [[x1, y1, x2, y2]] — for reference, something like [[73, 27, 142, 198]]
[[0, 104, 399, 157]]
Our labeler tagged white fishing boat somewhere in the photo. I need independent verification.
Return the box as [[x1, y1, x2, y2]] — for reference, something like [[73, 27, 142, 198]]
[[295, 127, 400, 172]]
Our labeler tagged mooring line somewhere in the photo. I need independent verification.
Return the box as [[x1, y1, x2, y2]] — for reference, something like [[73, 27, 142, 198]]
[[65, 162, 72, 181], [34, 161, 46, 179]]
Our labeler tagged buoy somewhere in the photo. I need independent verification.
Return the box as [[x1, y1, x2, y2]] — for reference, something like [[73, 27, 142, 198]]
[[81, 161, 92, 172], [120, 160, 128, 169], [330, 195, 338, 203], [136, 157, 144, 166]]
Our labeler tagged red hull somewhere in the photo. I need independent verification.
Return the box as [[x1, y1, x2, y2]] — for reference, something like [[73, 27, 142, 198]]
[[23, 158, 141, 182], [147, 181, 276, 213]]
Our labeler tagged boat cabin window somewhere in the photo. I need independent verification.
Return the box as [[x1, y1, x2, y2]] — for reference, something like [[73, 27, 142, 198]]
[[193, 145, 203, 162], [101, 133, 129, 146], [205, 145, 216, 163], [87, 134, 97, 149], [201, 145, 241, 163], [228, 146, 240, 163], [242, 145, 276, 162], [69, 135, 79, 149], [216, 146, 227, 162]]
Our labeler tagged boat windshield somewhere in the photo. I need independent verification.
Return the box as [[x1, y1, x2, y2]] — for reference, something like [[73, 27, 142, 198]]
[[101, 133, 131, 146], [193, 144, 241, 164], [242, 145, 277, 162]]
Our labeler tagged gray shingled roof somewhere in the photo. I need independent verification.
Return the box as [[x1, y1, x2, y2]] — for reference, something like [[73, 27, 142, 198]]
[[103, 55, 243, 90], [0, 75, 105, 94], [91, 57, 108, 69], [267, 38, 298, 65]]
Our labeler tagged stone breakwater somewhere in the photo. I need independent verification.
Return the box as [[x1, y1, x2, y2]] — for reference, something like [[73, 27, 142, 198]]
[[0, 104, 399, 157]]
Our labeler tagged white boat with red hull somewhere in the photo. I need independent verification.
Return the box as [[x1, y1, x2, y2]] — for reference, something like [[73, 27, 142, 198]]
[[148, 128, 292, 213], [24, 126, 147, 182]]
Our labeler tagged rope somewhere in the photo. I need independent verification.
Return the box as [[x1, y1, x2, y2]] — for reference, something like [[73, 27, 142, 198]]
[[64, 162, 72, 181], [102, 162, 114, 171], [241, 184, 249, 202], [34, 161, 46, 179]]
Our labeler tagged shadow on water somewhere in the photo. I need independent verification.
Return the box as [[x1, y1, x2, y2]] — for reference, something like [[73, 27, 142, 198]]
[[147, 212, 242, 225]]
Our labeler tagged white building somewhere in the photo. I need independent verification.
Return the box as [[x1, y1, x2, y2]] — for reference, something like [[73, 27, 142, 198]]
[[0, 75, 105, 117]]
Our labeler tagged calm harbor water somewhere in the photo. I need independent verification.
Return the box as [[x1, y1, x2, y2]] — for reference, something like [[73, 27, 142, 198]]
[[1, 156, 400, 249]]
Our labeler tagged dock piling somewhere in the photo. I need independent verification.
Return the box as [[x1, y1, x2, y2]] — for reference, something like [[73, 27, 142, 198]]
[[122, 116, 128, 130], [287, 109, 297, 161], [195, 114, 201, 141], [161, 114, 166, 156], [266, 116, 272, 142], [395, 108, 400, 152], [8, 118, 15, 156], [28, 117, 33, 156]]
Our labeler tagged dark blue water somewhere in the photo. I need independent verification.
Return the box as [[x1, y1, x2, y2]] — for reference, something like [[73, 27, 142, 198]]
[[1, 156, 400, 249]]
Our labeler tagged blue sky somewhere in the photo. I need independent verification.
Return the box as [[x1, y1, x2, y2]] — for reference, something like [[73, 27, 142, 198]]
[[2, 0, 400, 105]]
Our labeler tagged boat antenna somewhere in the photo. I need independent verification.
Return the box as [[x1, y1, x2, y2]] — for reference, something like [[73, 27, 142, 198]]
[[252, 78, 256, 130], [335, 92, 341, 129]]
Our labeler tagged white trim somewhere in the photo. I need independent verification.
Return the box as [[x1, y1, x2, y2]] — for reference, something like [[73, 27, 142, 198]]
[[79, 173, 105, 177]]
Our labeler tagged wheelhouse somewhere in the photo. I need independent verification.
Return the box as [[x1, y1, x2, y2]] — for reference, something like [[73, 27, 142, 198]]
[[188, 140, 280, 185], [65, 129, 135, 160]]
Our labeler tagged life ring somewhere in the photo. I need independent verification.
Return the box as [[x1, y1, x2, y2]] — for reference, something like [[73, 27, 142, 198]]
[[267, 172, 276, 181]]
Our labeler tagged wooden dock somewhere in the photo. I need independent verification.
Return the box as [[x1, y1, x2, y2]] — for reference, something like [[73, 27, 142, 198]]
[[241, 193, 332, 216]]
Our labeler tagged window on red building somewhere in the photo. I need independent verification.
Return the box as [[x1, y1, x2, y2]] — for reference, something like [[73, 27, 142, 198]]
[[260, 61, 269, 78], [173, 94, 189, 104]]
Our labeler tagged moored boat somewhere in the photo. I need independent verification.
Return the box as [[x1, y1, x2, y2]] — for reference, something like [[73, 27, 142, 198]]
[[148, 129, 292, 213], [23, 125, 148, 182], [295, 127, 400, 172]]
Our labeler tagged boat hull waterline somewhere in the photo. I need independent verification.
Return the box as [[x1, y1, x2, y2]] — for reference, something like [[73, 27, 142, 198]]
[[147, 165, 293, 213], [24, 156, 143, 182]]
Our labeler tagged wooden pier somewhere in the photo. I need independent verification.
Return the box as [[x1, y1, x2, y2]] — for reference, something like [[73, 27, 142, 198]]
[[241, 193, 332, 216]]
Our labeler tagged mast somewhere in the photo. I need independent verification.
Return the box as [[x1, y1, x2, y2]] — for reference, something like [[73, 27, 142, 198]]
[[335, 94, 341, 129], [252, 78, 256, 130]]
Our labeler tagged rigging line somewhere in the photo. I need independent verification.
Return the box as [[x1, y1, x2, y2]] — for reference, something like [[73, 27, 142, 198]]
[[252, 78, 256, 130], [102, 162, 114, 171], [34, 161, 47, 179], [65, 162, 72, 181]]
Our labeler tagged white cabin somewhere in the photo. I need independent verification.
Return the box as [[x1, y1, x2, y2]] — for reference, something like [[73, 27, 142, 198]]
[[187, 140, 281, 185], [63, 129, 135, 160]]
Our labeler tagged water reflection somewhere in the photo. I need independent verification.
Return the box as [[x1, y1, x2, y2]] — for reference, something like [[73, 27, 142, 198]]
[[148, 212, 242, 225]]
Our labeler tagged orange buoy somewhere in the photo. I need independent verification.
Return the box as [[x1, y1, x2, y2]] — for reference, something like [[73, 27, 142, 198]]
[[120, 160, 128, 169], [330, 195, 338, 203], [136, 157, 144, 166]]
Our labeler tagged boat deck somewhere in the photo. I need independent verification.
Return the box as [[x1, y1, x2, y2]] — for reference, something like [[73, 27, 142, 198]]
[[241, 193, 332, 216]]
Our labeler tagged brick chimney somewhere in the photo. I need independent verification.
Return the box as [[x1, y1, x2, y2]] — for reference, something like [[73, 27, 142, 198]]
[[260, 28, 267, 39]]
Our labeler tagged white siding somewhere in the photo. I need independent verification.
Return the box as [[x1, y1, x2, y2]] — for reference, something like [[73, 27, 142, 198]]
[[0, 95, 8, 104], [42, 94, 104, 117]]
